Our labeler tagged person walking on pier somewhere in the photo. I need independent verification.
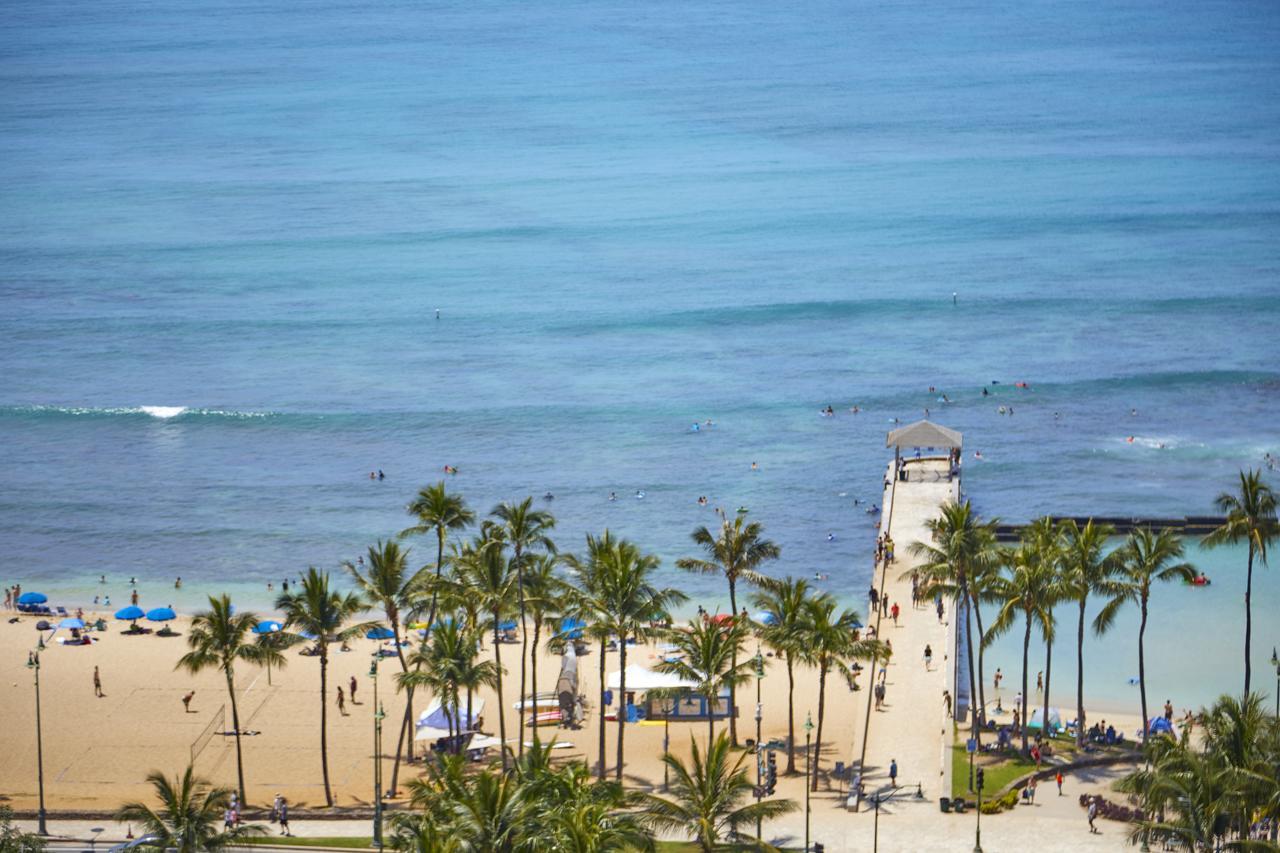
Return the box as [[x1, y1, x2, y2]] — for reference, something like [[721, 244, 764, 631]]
[[889, 758, 898, 788], [891, 601, 900, 625], [923, 644, 933, 670]]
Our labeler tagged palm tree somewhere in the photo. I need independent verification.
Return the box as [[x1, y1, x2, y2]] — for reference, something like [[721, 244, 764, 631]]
[[676, 512, 781, 745], [404, 754, 527, 853], [491, 498, 557, 759], [1203, 470, 1278, 697], [345, 539, 425, 793], [400, 620, 497, 752], [907, 500, 999, 745], [522, 553, 567, 748], [800, 595, 881, 791], [984, 537, 1055, 753], [401, 482, 475, 634], [564, 530, 623, 781], [1095, 528, 1197, 743], [176, 594, 284, 807], [275, 568, 374, 806], [515, 746, 653, 853], [117, 766, 263, 853], [455, 533, 518, 772], [749, 576, 815, 775], [1022, 517, 1067, 747], [656, 620, 753, 745], [638, 732, 797, 852], [1059, 518, 1117, 746], [589, 537, 683, 783]]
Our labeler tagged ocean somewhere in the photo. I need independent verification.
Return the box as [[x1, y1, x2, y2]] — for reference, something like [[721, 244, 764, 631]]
[[1, 0, 1278, 709]]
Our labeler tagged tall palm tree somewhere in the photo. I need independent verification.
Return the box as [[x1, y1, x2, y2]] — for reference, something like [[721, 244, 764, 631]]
[[1095, 528, 1197, 743], [404, 754, 527, 853], [1022, 517, 1067, 745], [749, 576, 815, 775], [907, 500, 999, 744], [345, 539, 425, 792], [637, 732, 797, 852], [275, 568, 374, 806], [656, 620, 753, 745], [564, 530, 623, 782], [455, 534, 518, 772], [590, 537, 684, 783], [400, 620, 497, 752], [491, 498, 557, 759], [1059, 518, 1117, 745], [117, 766, 263, 853], [176, 594, 284, 807], [1203, 470, 1278, 696], [401, 482, 475, 633], [984, 537, 1055, 753], [522, 553, 567, 748], [676, 512, 780, 745], [800, 595, 881, 791]]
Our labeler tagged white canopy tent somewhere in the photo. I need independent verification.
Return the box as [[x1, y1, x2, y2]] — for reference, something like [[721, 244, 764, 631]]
[[414, 697, 486, 742], [607, 664, 697, 692]]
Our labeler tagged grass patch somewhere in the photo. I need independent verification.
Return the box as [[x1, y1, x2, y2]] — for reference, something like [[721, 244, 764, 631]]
[[245, 838, 373, 848], [950, 742, 1037, 802]]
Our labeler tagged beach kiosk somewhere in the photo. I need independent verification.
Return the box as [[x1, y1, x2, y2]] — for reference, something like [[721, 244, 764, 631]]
[[885, 419, 962, 482], [605, 664, 732, 723]]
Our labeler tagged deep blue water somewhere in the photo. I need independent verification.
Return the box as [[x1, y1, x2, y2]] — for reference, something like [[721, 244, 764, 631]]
[[2, 0, 1278, 686]]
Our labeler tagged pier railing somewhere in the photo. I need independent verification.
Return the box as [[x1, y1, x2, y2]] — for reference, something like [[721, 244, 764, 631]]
[[993, 516, 1224, 542]]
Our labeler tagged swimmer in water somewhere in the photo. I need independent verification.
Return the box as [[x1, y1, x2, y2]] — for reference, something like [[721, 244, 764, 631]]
[[850, 405, 859, 414], [543, 492, 554, 500], [974, 450, 983, 459], [751, 462, 758, 471], [635, 490, 645, 499], [827, 532, 835, 542], [609, 492, 616, 501], [813, 572, 829, 580], [1126, 436, 1135, 444], [982, 387, 989, 397]]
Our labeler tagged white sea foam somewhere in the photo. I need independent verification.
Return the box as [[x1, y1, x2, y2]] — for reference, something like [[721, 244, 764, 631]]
[[140, 405, 188, 419]]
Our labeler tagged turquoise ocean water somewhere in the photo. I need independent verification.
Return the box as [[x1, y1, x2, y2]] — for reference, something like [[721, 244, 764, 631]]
[[1, 0, 1278, 708]]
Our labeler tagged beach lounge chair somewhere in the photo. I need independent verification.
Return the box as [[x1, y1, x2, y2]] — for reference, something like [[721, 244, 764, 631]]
[[56, 606, 69, 616]]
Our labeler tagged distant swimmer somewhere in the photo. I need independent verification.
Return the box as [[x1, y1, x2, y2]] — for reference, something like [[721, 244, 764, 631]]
[[952, 292, 957, 305], [369, 471, 376, 480], [941, 395, 951, 403], [751, 461, 759, 471], [923, 408, 930, 418], [827, 532, 835, 542], [435, 308, 441, 320], [99, 575, 106, 584], [824, 405, 834, 416], [1126, 436, 1135, 444], [377, 469, 385, 480], [543, 492, 554, 501], [609, 492, 616, 501], [635, 490, 645, 499], [982, 388, 989, 397], [1130, 408, 1138, 416], [865, 504, 880, 514], [814, 572, 830, 580], [691, 423, 700, 432], [850, 405, 860, 414], [974, 450, 983, 460], [998, 406, 1007, 414], [443, 465, 458, 475], [175, 577, 182, 589]]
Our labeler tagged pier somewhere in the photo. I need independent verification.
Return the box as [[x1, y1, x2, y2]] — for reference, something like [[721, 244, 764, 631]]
[[993, 516, 1225, 542]]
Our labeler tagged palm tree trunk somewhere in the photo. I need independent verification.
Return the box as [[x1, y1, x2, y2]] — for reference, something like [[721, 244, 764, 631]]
[[492, 609, 508, 773], [1138, 596, 1149, 745], [811, 661, 827, 792], [530, 619, 541, 746], [971, 592, 989, 725], [1042, 633, 1053, 742], [515, 544, 527, 760], [1020, 614, 1031, 754], [961, 589, 982, 746], [1076, 599, 1087, 747], [225, 669, 247, 807], [465, 687, 473, 757], [320, 649, 334, 806], [597, 638, 608, 780], [785, 658, 797, 775], [389, 616, 410, 795], [708, 704, 715, 745], [727, 575, 738, 747], [1244, 544, 1254, 697], [615, 632, 627, 783]]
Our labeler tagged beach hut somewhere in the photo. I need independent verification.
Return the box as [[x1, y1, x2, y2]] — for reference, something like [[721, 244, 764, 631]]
[[605, 665, 729, 722], [1027, 707, 1063, 732]]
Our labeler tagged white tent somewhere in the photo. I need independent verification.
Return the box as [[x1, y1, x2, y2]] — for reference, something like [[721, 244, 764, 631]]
[[414, 697, 486, 742], [607, 664, 697, 692]]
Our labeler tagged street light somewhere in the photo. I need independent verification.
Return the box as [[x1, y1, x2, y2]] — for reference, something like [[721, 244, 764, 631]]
[[26, 651, 48, 835], [369, 658, 384, 850], [804, 713, 814, 853]]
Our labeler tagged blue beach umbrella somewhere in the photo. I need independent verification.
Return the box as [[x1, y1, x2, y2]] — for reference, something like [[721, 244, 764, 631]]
[[114, 605, 146, 621], [58, 617, 86, 630], [252, 620, 283, 635], [146, 607, 176, 622], [18, 592, 47, 605], [1148, 717, 1175, 736], [558, 617, 585, 640], [498, 619, 518, 632], [753, 611, 779, 626], [366, 626, 395, 640]]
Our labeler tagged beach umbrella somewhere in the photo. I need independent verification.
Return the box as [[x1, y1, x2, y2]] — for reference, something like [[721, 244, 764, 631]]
[[146, 607, 176, 622], [558, 617, 585, 640], [753, 611, 779, 626], [1027, 707, 1062, 731], [366, 626, 395, 640], [252, 620, 283, 635], [114, 605, 146, 621], [1148, 717, 1175, 736], [498, 619, 518, 632], [17, 592, 47, 605], [58, 617, 86, 630]]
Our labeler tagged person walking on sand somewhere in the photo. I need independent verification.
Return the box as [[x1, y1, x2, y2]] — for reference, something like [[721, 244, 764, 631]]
[[891, 601, 900, 625], [350, 675, 358, 704], [271, 793, 282, 823], [1036, 671, 1043, 695], [889, 759, 898, 788], [1087, 796, 1099, 833], [182, 690, 195, 713], [943, 689, 952, 717], [337, 685, 347, 715], [131, 589, 139, 606], [278, 799, 290, 836], [1055, 770, 1064, 795], [923, 643, 933, 670], [1028, 777, 1037, 803], [93, 666, 104, 698]]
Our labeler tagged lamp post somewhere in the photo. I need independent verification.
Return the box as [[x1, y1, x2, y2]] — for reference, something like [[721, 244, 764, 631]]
[[754, 701, 764, 841], [26, 651, 48, 835], [663, 695, 672, 793], [804, 713, 814, 853], [369, 658, 384, 850]]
